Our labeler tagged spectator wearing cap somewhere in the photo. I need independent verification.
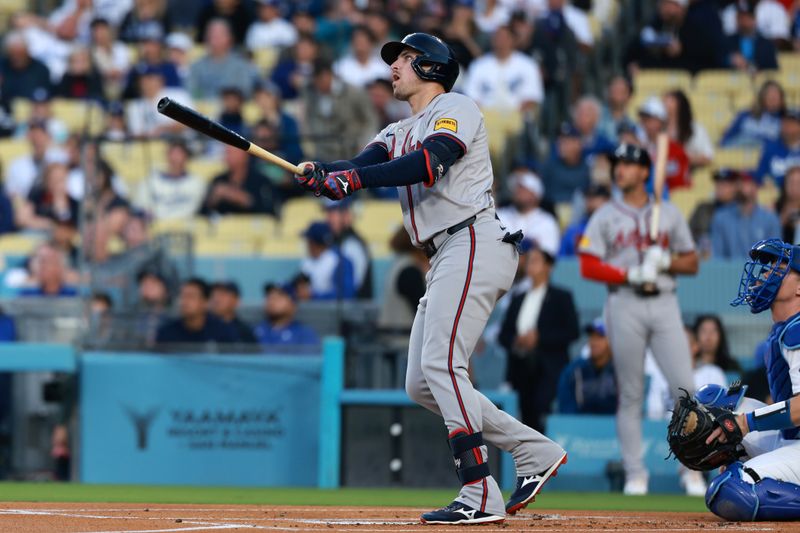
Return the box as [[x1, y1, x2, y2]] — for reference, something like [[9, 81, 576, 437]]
[[0, 31, 51, 104], [497, 169, 560, 257], [776, 165, 800, 243], [125, 65, 192, 138], [210, 281, 256, 344], [721, 79, 785, 148], [5, 120, 68, 199], [195, 0, 255, 47], [118, 0, 173, 44], [56, 45, 105, 101], [245, 0, 298, 51], [269, 35, 319, 101], [559, 184, 611, 257], [301, 58, 378, 162], [333, 26, 391, 89], [299, 221, 356, 301], [135, 139, 205, 221], [756, 108, 800, 187], [726, 0, 778, 72], [165, 32, 192, 87], [541, 122, 591, 204], [15, 88, 68, 144], [663, 89, 714, 169], [325, 199, 372, 299], [121, 26, 182, 99], [598, 75, 635, 143], [557, 318, 617, 415], [254, 282, 319, 349], [625, 0, 726, 74], [156, 278, 238, 346], [498, 244, 580, 433], [90, 18, 131, 100], [710, 171, 781, 259], [199, 144, 277, 216], [636, 96, 690, 190], [464, 25, 544, 114], [572, 95, 616, 163], [689, 168, 739, 258], [189, 19, 257, 100]]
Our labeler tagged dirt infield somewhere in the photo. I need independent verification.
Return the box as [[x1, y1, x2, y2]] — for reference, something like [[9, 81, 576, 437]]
[[0, 502, 794, 532]]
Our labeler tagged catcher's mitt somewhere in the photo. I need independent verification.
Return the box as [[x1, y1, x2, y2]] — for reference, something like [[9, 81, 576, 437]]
[[667, 389, 745, 471]]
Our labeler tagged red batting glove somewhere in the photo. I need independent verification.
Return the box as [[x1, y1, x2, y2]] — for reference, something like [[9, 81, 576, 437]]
[[295, 162, 326, 196], [320, 169, 362, 201]]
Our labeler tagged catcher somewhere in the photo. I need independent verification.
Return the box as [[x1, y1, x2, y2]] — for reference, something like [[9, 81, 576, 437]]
[[668, 238, 800, 521]]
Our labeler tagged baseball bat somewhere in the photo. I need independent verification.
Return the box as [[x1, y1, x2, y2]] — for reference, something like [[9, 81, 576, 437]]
[[156, 97, 304, 175], [650, 132, 669, 243]]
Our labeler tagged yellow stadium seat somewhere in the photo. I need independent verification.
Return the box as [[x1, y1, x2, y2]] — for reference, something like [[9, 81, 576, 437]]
[[187, 158, 226, 182], [194, 100, 219, 120], [555, 202, 572, 230], [778, 52, 800, 73], [482, 109, 523, 156], [189, 45, 207, 64], [634, 70, 692, 95], [51, 99, 105, 135], [696, 106, 733, 144], [713, 147, 760, 171], [253, 48, 280, 74], [243, 102, 263, 124], [12, 99, 31, 124], [669, 188, 702, 219], [208, 215, 278, 240], [690, 167, 714, 199], [0, 233, 44, 255], [731, 90, 755, 112], [694, 70, 752, 96], [279, 197, 325, 237], [758, 179, 779, 207], [0, 139, 30, 167], [259, 236, 305, 257], [353, 200, 403, 249], [195, 236, 259, 256], [101, 140, 168, 186], [151, 217, 209, 237]]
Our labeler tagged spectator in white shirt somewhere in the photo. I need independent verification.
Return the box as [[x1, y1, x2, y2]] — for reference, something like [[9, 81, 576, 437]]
[[464, 25, 544, 112], [125, 67, 192, 138], [135, 139, 205, 220], [722, 0, 790, 41], [165, 32, 192, 87], [89, 18, 131, 100], [333, 26, 390, 89], [5, 120, 68, 199], [245, 0, 298, 51], [496, 169, 560, 257]]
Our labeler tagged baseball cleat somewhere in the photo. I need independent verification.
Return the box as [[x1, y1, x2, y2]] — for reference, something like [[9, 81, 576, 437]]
[[505, 451, 568, 515], [420, 501, 504, 525]]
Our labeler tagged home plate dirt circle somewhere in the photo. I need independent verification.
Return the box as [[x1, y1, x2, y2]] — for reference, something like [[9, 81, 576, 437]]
[[0, 503, 792, 532]]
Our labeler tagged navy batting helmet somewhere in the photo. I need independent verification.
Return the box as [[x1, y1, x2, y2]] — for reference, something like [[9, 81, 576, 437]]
[[611, 143, 652, 168], [380, 33, 459, 92], [732, 239, 800, 313]]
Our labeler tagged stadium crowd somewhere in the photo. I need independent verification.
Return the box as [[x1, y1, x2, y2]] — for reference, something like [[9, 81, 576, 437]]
[[0, 0, 797, 487]]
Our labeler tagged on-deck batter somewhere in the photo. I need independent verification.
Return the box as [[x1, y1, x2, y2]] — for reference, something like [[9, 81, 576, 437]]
[[294, 33, 566, 525], [578, 143, 699, 495]]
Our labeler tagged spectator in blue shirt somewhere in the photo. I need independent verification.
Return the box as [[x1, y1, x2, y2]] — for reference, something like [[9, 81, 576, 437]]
[[254, 282, 319, 349], [156, 278, 238, 346], [710, 171, 781, 259], [755, 108, 800, 187], [557, 318, 617, 415], [573, 96, 616, 164], [299, 221, 356, 301], [18, 244, 78, 297], [541, 122, 591, 204], [559, 184, 611, 257], [721, 79, 785, 148], [726, 0, 778, 72]]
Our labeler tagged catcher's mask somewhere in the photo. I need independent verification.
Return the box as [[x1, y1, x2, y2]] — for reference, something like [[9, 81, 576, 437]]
[[732, 239, 800, 313]]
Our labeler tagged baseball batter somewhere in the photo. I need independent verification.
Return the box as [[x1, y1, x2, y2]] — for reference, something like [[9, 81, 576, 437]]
[[694, 239, 800, 521], [578, 143, 698, 495], [295, 33, 566, 525]]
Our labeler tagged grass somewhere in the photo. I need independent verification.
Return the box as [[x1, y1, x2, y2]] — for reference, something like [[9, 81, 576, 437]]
[[0, 483, 708, 512]]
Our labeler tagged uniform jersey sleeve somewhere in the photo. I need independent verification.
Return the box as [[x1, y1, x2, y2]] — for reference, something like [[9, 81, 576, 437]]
[[368, 124, 394, 152], [578, 211, 607, 258], [668, 205, 696, 254], [781, 322, 800, 394], [421, 94, 481, 155]]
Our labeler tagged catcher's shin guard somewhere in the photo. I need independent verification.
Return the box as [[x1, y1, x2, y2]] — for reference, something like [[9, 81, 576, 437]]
[[449, 430, 490, 485], [706, 462, 800, 521]]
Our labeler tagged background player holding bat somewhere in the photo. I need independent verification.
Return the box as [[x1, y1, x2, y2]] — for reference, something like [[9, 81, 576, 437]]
[[578, 140, 699, 495], [294, 33, 567, 525]]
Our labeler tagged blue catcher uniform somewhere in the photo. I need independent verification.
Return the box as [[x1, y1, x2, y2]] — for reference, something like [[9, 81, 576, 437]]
[[702, 239, 800, 521]]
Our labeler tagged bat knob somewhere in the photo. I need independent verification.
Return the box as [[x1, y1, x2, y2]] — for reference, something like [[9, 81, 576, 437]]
[[157, 97, 171, 113]]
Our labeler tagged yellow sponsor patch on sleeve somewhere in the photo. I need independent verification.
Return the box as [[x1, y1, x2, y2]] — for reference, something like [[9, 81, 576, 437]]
[[434, 118, 458, 133], [578, 235, 590, 250]]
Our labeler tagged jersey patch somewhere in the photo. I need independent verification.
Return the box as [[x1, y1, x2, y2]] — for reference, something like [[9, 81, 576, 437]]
[[578, 235, 590, 249], [434, 118, 458, 133]]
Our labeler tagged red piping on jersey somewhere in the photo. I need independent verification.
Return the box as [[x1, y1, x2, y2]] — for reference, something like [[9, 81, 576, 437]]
[[450, 226, 477, 434], [579, 253, 627, 284], [427, 132, 467, 155], [422, 148, 435, 187]]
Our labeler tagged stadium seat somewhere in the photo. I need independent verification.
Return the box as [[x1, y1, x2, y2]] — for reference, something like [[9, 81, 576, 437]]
[[279, 197, 324, 237], [778, 52, 800, 73], [713, 147, 760, 172], [151, 217, 209, 237], [189, 44, 207, 64], [194, 100, 220, 120], [186, 158, 226, 182], [669, 187, 702, 219], [243, 102, 262, 124], [695, 105, 733, 144], [259, 236, 305, 257], [634, 70, 692, 95], [253, 48, 280, 74], [51, 99, 106, 135], [0, 233, 44, 255], [101, 140, 168, 186], [482, 109, 523, 156], [694, 70, 752, 97], [194, 236, 259, 256], [0, 139, 31, 166], [758, 179, 779, 207], [208, 215, 278, 240]]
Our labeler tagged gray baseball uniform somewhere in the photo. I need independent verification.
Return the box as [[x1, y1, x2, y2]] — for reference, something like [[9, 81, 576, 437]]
[[371, 92, 565, 515], [579, 198, 695, 482]]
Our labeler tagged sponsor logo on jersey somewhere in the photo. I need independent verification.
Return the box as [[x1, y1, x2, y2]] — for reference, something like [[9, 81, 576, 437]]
[[434, 118, 458, 133]]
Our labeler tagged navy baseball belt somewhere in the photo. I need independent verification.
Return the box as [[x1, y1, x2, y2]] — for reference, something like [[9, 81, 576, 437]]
[[422, 215, 477, 258]]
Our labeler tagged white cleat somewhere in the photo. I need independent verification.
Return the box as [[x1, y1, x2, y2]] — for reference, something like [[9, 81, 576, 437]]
[[623, 475, 649, 496]]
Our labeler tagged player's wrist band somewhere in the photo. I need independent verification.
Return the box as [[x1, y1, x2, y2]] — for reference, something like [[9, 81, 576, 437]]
[[745, 399, 793, 432]]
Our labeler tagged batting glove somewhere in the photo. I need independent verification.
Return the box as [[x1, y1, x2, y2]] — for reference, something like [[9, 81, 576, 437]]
[[295, 162, 326, 196], [320, 169, 362, 201], [627, 263, 657, 286], [644, 245, 671, 273]]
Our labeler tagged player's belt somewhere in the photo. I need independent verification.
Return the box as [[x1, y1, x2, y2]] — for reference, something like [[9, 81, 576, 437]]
[[422, 215, 477, 258]]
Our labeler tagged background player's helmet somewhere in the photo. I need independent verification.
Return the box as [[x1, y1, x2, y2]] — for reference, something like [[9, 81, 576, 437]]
[[732, 239, 800, 313], [610, 143, 652, 168], [380, 33, 460, 92]]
